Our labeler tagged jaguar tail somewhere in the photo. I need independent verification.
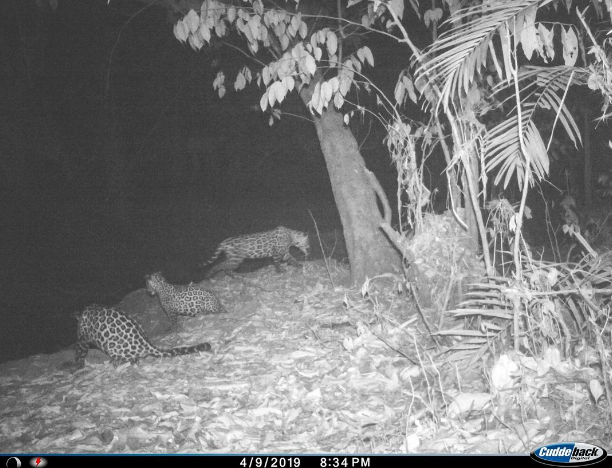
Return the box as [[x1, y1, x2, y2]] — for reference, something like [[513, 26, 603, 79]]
[[152, 342, 212, 358]]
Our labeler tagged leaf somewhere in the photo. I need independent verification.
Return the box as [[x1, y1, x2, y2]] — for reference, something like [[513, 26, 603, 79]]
[[310, 32, 318, 49], [403, 76, 417, 103], [499, 22, 512, 83], [490, 354, 519, 391], [334, 91, 345, 109], [308, 81, 322, 114], [234, 71, 246, 91], [262, 66, 271, 85], [303, 53, 317, 76], [387, 0, 405, 20], [538, 23, 555, 62], [424, 9, 436, 28], [174, 21, 189, 43], [339, 63, 354, 96], [363, 46, 374, 67], [287, 22, 296, 38], [236, 17, 245, 33], [270, 81, 288, 105], [267, 84, 277, 107], [314, 46, 322, 61], [299, 21, 308, 39], [282, 76, 295, 92], [320, 80, 333, 109], [328, 76, 339, 93], [394, 79, 405, 105], [326, 31, 338, 56], [361, 46, 374, 67], [185, 9, 200, 34], [242, 66, 252, 83], [189, 33, 203, 51], [248, 15, 261, 41], [561, 26, 578, 66], [590, 379, 604, 403], [347, 0, 364, 7], [290, 14, 300, 35], [252, 0, 262, 16], [520, 5, 537, 61], [212, 70, 224, 90], [199, 23, 211, 43], [260, 90, 269, 111], [227, 6, 236, 23], [215, 21, 227, 38], [280, 34, 290, 51]]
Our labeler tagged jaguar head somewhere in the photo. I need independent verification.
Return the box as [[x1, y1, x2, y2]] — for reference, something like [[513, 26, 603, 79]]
[[145, 272, 164, 295], [292, 231, 310, 256]]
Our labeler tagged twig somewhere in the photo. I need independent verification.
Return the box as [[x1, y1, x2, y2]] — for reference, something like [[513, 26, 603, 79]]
[[308, 209, 335, 287], [409, 283, 442, 350], [308, 326, 333, 349], [365, 323, 417, 365]]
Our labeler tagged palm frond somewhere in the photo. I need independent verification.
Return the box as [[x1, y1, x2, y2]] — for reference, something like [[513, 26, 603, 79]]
[[416, 0, 550, 110], [485, 112, 550, 188], [485, 66, 588, 188]]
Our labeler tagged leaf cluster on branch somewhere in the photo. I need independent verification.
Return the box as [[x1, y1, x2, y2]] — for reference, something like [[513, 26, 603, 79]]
[[173, 0, 404, 125]]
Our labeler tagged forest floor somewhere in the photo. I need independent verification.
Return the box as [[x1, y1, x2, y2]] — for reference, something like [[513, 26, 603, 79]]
[[1, 260, 609, 453]]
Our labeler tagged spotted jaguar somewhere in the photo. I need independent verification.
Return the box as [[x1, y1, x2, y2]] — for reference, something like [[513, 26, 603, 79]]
[[201, 226, 310, 278], [74, 305, 211, 367], [146, 272, 226, 327]]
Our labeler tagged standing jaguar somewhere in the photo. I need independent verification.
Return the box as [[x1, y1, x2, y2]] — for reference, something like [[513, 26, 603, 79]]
[[74, 305, 211, 367], [145, 272, 226, 327], [201, 225, 310, 278]]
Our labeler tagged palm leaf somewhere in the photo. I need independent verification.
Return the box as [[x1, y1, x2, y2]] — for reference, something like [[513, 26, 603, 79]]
[[416, 0, 550, 110], [485, 66, 588, 188]]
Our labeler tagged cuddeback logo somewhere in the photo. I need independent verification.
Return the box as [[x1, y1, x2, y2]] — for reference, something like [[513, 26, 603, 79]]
[[531, 443, 607, 466]]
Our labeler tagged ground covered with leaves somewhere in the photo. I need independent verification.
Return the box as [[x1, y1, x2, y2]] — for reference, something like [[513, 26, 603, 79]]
[[0, 261, 609, 453]]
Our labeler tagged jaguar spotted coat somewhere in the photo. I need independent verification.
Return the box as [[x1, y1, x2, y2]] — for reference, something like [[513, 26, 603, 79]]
[[146, 272, 226, 327], [201, 226, 309, 278], [74, 305, 211, 366]]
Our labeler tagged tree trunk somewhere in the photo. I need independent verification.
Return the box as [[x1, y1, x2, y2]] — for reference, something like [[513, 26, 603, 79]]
[[299, 78, 402, 285]]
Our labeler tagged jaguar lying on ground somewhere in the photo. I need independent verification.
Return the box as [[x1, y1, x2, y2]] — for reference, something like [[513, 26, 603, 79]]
[[201, 225, 310, 278], [146, 272, 226, 327], [74, 305, 211, 366]]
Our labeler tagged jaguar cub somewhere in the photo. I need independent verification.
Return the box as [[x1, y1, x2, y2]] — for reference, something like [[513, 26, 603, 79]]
[[74, 305, 211, 367], [201, 226, 310, 278], [146, 272, 226, 327]]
